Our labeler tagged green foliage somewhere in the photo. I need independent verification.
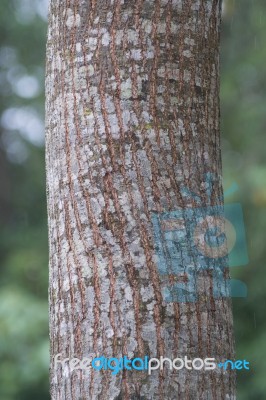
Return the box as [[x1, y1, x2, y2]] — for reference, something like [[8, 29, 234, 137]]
[[0, 1, 49, 399], [222, 1, 266, 398]]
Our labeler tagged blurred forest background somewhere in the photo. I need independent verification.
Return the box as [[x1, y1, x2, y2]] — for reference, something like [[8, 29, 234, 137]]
[[0, 0, 265, 399]]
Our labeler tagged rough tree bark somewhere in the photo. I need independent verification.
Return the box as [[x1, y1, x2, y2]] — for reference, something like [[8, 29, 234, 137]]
[[46, 0, 236, 399]]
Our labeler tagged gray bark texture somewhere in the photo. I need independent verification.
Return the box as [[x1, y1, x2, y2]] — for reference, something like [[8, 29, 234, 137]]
[[45, 0, 236, 399]]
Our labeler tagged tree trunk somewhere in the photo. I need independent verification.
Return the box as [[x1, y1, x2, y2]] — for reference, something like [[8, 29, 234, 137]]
[[46, 0, 236, 399]]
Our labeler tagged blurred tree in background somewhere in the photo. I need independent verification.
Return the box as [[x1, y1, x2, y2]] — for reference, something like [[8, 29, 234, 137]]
[[0, 0, 265, 399]]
